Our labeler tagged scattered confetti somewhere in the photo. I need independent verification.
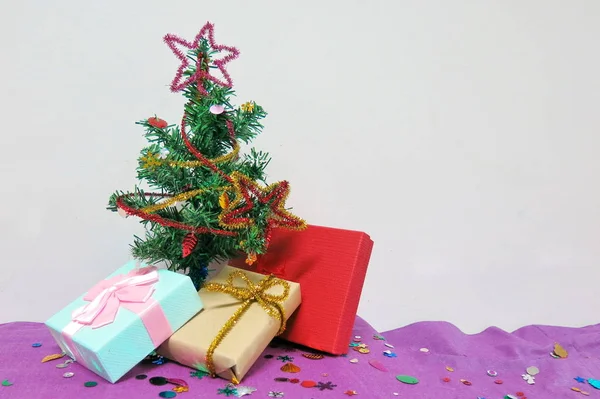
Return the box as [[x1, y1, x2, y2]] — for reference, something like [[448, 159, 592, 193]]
[[150, 377, 168, 386], [445, 366, 454, 372], [234, 386, 257, 397], [504, 396, 517, 399], [301, 380, 317, 388], [217, 384, 238, 396], [41, 353, 65, 363], [522, 374, 535, 385], [344, 390, 358, 396], [369, 359, 388, 372], [2, 380, 13, 387], [442, 377, 451, 382], [289, 379, 299, 384], [63, 372, 74, 378], [349, 358, 359, 364], [173, 386, 189, 393], [316, 381, 337, 391], [515, 392, 525, 397], [31, 343, 42, 347], [280, 363, 300, 373], [166, 378, 187, 387], [84, 381, 98, 387], [136, 374, 148, 380], [275, 377, 289, 382], [494, 379, 503, 384], [419, 348, 429, 353], [487, 370, 497, 377], [353, 336, 362, 341], [553, 343, 568, 358], [264, 354, 274, 359], [302, 353, 324, 360], [384, 343, 394, 348], [159, 392, 177, 398], [575, 377, 586, 383], [383, 350, 397, 358], [460, 379, 472, 386], [190, 370, 209, 379], [152, 356, 167, 365], [277, 355, 293, 362], [526, 366, 539, 376], [373, 334, 385, 340], [55, 363, 70, 369], [358, 348, 370, 354], [268, 392, 284, 398], [396, 375, 419, 385], [573, 387, 583, 392], [588, 379, 600, 389]]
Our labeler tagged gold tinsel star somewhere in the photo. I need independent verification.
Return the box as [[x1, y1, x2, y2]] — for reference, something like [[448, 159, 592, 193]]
[[240, 101, 255, 113], [140, 151, 162, 169]]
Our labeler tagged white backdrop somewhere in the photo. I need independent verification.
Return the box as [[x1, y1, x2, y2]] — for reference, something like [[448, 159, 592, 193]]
[[1, 0, 599, 334]]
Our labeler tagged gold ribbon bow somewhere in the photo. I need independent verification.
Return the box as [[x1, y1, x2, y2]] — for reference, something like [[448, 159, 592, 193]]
[[203, 270, 290, 380]]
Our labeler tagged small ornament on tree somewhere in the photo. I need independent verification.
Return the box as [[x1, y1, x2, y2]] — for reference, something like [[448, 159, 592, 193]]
[[147, 116, 168, 129], [182, 233, 198, 258], [108, 22, 306, 289]]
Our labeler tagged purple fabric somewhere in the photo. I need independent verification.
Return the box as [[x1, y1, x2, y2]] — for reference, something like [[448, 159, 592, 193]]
[[2, 318, 600, 398]]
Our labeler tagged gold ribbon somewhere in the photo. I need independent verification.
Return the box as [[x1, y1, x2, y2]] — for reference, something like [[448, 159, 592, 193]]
[[203, 270, 290, 381]]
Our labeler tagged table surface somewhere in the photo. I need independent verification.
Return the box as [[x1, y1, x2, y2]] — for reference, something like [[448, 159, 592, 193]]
[[2, 317, 600, 398]]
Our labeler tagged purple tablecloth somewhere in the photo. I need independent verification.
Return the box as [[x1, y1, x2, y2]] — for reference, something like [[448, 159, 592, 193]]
[[2, 317, 600, 398]]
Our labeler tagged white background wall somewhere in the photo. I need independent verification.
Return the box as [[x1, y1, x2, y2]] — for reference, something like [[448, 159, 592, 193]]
[[1, 0, 599, 334]]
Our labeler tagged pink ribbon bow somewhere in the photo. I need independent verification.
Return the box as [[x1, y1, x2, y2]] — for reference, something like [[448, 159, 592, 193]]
[[60, 265, 172, 368], [71, 266, 159, 328]]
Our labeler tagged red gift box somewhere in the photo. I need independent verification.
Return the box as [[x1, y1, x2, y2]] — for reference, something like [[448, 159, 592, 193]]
[[229, 224, 373, 354]]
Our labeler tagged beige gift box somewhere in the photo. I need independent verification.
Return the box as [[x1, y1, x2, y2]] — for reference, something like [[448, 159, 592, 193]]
[[157, 265, 301, 383]]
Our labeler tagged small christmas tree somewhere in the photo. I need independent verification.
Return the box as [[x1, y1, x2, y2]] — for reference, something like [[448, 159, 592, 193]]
[[108, 22, 306, 289]]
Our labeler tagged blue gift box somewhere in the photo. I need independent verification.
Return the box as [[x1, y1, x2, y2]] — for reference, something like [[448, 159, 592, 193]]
[[45, 260, 203, 383]]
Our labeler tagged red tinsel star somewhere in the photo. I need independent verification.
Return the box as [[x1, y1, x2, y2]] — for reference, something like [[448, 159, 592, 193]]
[[163, 22, 240, 94], [218, 172, 306, 232]]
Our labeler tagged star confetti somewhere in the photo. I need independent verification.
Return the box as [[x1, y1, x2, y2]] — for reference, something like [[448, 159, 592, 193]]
[[235, 386, 257, 397], [217, 384, 238, 396], [316, 381, 337, 391], [2, 380, 13, 387], [190, 369, 209, 379], [575, 377, 586, 383], [268, 392, 284, 398], [277, 355, 294, 363], [164, 22, 240, 94], [345, 390, 358, 396]]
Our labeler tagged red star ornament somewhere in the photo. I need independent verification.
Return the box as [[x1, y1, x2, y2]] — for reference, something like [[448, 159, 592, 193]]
[[218, 172, 306, 232], [163, 22, 240, 94]]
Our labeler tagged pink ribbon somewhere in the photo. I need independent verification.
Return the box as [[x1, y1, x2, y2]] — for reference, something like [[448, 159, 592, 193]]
[[60, 266, 172, 367]]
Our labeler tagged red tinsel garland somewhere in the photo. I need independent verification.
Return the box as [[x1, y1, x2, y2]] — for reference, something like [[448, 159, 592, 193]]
[[116, 193, 236, 236]]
